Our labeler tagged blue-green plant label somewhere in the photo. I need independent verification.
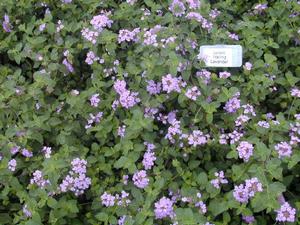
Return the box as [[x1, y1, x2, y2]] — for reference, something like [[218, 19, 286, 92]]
[[199, 45, 243, 67]]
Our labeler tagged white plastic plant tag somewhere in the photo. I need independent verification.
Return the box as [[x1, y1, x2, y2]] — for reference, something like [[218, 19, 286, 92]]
[[199, 45, 242, 67]]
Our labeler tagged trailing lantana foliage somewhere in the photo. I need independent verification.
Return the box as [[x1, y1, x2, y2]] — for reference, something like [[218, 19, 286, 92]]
[[0, 0, 299, 224]]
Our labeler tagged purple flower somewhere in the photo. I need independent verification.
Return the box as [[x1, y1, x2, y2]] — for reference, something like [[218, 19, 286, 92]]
[[144, 142, 156, 151], [39, 23, 46, 32], [210, 171, 228, 189], [30, 170, 50, 188], [122, 175, 129, 185], [186, 0, 200, 9], [61, 0, 72, 3], [200, 18, 213, 31], [118, 28, 140, 43], [90, 13, 113, 32], [289, 121, 300, 145], [21, 148, 33, 158], [188, 130, 209, 147], [266, 112, 274, 119], [195, 201, 207, 213], [167, 111, 177, 124], [8, 159, 17, 171], [244, 62, 252, 71], [60, 172, 91, 196], [126, 0, 136, 5], [257, 120, 270, 128], [22, 204, 32, 218], [85, 51, 100, 65], [242, 215, 255, 224], [233, 184, 249, 203], [116, 190, 131, 206], [146, 80, 161, 95], [224, 97, 241, 113], [61, 159, 91, 193], [254, 3, 268, 12], [118, 125, 126, 137], [169, 0, 186, 17], [196, 69, 211, 84], [185, 86, 201, 100], [186, 12, 203, 23], [62, 58, 74, 73], [291, 87, 300, 98], [41, 146, 52, 158], [276, 202, 296, 222], [209, 9, 221, 19], [90, 93, 101, 107], [154, 197, 175, 219], [235, 115, 250, 126], [118, 215, 126, 225], [10, 146, 20, 155], [132, 170, 149, 189], [220, 130, 244, 145], [236, 141, 254, 162], [274, 142, 292, 158], [71, 158, 87, 174], [81, 28, 99, 44], [85, 112, 103, 129], [142, 151, 156, 170], [162, 74, 182, 93], [114, 80, 127, 94], [101, 192, 116, 207], [245, 177, 263, 197], [2, 14, 12, 32], [143, 29, 158, 46], [164, 118, 183, 142], [228, 33, 239, 40], [144, 107, 159, 119], [112, 99, 119, 110], [219, 71, 231, 79], [113, 80, 140, 109], [242, 104, 256, 116], [119, 90, 140, 108]]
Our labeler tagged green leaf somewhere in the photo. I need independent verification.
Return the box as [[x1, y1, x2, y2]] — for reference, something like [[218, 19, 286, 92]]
[[264, 53, 277, 64], [114, 156, 129, 169], [196, 172, 208, 186], [288, 152, 300, 169], [208, 198, 228, 216], [0, 213, 11, 224], [95, 212, 108, 222], [175, 208, 196, 225], [47, 198, 57, 209], [266, 159, 282, 180], [255, 141, 271, 161]]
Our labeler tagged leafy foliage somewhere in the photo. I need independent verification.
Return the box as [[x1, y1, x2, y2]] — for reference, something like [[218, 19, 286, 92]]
[[0, 0, 299, 224]]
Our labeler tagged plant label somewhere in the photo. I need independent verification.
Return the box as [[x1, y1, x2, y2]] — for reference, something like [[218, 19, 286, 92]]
[[199, 45, 242, 67]]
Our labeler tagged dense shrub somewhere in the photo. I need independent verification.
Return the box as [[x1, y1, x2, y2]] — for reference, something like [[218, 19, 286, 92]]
[[0, 0, 300, 224]]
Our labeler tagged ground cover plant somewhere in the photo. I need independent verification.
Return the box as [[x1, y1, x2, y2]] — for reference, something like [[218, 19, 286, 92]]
[[0, 0, 300, 224]]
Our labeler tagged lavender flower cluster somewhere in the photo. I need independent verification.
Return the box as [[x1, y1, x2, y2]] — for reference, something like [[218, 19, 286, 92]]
[[2, 0, 300, 224], [113, 79, 140, 109], [59, 158, 91, 196], [233, 177, 263, 203]]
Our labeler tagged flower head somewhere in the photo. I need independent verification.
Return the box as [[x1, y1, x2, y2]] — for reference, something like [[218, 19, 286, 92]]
[[154, 197, 174, 219], [169, 0, 186, 17], [132, 170, 149, 189], [236, 141, 254, 162], [276, 202, 296, 222], [275, 142, 292, 158], [233, 184, 249, 203]]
